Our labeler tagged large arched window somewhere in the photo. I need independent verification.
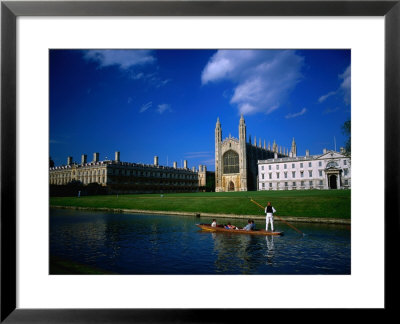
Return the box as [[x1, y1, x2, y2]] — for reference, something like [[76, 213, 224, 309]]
[[223, 150, 239, 174]]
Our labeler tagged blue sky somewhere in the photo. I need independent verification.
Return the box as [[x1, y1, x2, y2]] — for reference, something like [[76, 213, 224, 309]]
[[50, 49, 350, 171]]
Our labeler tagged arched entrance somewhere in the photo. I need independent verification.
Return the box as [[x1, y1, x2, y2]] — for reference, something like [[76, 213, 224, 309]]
[[228, 181, 235, 191], [329, 175, 337, 189]]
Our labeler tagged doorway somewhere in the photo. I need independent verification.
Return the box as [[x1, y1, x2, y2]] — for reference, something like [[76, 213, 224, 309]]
[[329, 175, 337, 189], [228, 181, 235, 191]]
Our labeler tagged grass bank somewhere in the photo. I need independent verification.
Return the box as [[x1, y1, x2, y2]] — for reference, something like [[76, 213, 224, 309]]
[[50, 190, 350, 219]]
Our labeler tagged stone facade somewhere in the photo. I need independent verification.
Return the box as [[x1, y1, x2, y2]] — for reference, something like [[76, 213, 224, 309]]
[[49, 152, 209, 194], [257, 149, 351, 190], [215, 115, 288, 192]]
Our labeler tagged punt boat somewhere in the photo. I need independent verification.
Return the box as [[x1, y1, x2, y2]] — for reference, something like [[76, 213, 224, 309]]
[[196, 224, 283, 236]]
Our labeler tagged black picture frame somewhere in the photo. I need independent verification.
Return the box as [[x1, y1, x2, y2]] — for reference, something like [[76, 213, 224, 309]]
[[1, 0, 399, 322]]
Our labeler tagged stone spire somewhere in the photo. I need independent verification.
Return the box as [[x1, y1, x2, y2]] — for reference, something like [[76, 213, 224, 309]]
[[291, 137, 297, 157], [273, 140, 277, 153]]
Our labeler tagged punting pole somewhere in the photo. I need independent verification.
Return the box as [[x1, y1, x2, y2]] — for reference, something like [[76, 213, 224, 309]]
[[250, 198, 304, 235]]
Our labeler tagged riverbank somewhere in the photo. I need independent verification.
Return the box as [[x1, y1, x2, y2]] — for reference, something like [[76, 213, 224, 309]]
[[50, 205, 350, 225], [50, 190, 351, 224]]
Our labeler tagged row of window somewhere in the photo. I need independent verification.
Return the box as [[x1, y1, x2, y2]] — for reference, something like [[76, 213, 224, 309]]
[[260, 160, 348, 171], [260, 168, 349, 180], [260, 179, 350, 189], [51, 169, 197, 180]]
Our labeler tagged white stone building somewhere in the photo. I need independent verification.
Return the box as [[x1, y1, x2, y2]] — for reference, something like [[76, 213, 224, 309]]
[[257, 149, 351, 191]]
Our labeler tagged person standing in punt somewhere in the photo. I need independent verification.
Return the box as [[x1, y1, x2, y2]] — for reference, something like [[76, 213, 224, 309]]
[[265, 202, 276, 232]]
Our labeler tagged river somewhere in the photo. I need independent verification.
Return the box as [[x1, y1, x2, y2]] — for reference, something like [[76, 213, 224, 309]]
[[50, 208, 350, 275]]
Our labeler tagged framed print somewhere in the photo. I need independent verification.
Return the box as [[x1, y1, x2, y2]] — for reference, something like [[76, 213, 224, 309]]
[[1, 0, 399, 322]]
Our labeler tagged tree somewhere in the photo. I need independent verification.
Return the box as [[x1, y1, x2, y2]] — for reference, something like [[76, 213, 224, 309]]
[[342, 120, 351, 154]]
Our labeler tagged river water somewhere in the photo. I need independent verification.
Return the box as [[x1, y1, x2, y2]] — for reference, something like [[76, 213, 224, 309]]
[[50, 208, 350, 275]]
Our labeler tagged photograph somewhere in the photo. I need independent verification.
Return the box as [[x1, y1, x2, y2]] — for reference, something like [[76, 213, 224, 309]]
[[49, 49, 351, 275]]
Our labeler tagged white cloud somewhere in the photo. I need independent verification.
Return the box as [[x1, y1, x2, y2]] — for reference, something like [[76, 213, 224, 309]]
[[318, 91, 336, 103], [201, 50, 304, 115], [318, 65, 351, 105], [339, 65, 351, 104], [184, 152, 213, 159], [157, 104, 171, 114], [139, 101, 152, 113], [285, 108, 307, 119], [83, 50, 155, 70]]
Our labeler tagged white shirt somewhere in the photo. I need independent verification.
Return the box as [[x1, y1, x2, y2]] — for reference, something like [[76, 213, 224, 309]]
[[211, 221, 217, 227]]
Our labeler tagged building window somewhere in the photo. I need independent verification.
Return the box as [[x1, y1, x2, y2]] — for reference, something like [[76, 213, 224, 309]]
[[292, 171, 296, 178], [319, 180, 323, 186], [309, 181, 313, 187], [300, 163, 303, 168], [344, 169, 348, 176], [309, 170, 312, 177], [293, 182, 296, 187], [269, 165, 272, 170], [301, 181, 304, 187], [308, 162, 312, 167], [261, 166, 264, 170], [262, 174, 265, 179], [262, 183, 265, 188], [301, 171, 304, 178], [269, 183, 272, 188], [285, 182, 288, 187], [277, 173, 280, 179], [292, 163, 295, 168], [223, 150, 239, 174], [284, 164, 287, 169], [319, 161, 322, 167], [344, 179, 349, 185], [269, 173, 272, 179], [344, 160, 347, 166], [319, 170, 323, 177], [276, 165, 279, 170], [284, 172, 288, 178]]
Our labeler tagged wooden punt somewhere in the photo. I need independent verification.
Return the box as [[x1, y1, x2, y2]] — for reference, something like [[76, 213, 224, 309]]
[[196, 224, 283, 236]]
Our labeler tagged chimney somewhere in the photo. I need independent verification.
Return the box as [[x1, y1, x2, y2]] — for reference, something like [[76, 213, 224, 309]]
[[199, 165, 203, 172], [173, 161, 177, 169], [323, 148, 327, 154], [67, 156, 73, 166], [274, 152, 278, 159], [154, 156, 159, 166], [81, 154, 87, 165], [192, 166, 196, 172], [340, 147, 345, 154], [306, 150, 309, 157], [93, 152, 99, 163], [115, 151, 120, 162], [184, 160, 188, 169]]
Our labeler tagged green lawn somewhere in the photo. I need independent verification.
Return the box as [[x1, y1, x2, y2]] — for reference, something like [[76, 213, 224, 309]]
[[50, 190, 351, 219]]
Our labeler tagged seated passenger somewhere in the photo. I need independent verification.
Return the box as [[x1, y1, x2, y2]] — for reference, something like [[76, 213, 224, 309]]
[[250, 220, 256, 230], [242, 219, 253, 231], [224, 222, 237, 229], [211, 219, 217, 227]]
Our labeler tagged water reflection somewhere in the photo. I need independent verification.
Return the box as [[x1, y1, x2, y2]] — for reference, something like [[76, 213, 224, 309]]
[[265, 235, 275, 265], [50, 209, 350, 275], [210, 232, 273, 274]]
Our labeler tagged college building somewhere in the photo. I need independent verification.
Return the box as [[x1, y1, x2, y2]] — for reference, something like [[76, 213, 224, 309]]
[[257, 148, 351, 191], [49, 151, 212, 194], [215, 115, 291, 192]]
